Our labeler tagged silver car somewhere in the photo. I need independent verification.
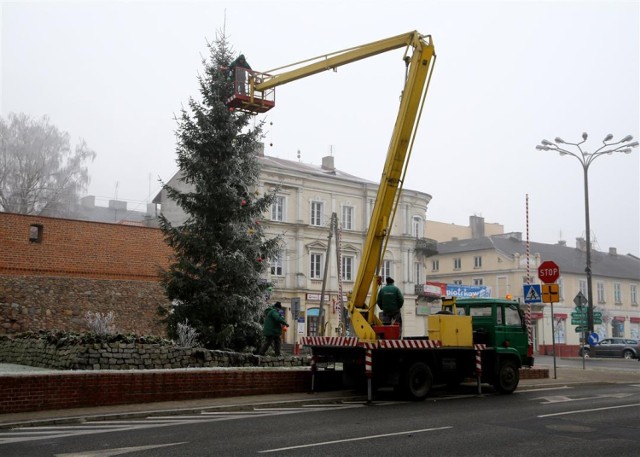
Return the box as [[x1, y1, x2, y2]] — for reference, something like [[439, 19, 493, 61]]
[[580, 338, 640, 359]]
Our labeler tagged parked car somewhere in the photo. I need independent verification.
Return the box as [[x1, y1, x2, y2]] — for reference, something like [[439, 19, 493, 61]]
[[580, 338, 640, 359]]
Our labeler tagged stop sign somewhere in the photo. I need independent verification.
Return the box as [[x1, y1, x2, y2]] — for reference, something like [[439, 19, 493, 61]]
[[538, 260, 560, 283]]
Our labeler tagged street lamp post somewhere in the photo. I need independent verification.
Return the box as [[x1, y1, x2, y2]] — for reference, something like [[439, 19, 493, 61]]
[[536, 133, 638, 333]]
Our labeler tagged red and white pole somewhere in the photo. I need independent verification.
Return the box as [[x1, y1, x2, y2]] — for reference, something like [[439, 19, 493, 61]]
[[365, 349, 373, 403]]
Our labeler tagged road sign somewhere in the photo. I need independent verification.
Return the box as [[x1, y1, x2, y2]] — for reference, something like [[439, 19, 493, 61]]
[[593, 312, 602, 318], [588, 332, 599, 346], [571, 318, 587, 325], [541, 283, 559, 303], [538, 260, 560, 283], [575, 326, 587, 333], [571, 312, 585, 318], [523, 284, 542, 304], [573, 292, 588, 308]]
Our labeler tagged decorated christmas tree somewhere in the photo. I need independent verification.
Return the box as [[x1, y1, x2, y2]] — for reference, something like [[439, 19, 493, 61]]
[[159, 32, 280, 351]]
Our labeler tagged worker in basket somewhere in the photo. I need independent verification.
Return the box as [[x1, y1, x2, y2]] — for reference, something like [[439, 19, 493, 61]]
[[376, 277, 404, 328]]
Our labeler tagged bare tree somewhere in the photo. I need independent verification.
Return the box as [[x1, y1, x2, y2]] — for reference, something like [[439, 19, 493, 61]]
[[0, 113, 96, 216]]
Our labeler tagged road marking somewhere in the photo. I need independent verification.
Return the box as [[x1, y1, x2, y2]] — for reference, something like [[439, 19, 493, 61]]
[[258, 426, 452, 453], [0, 403, 364, 445], [534, 393, 634, 404], [538, 402, 640, 418], [517, 386, 573, 393], [55, 442, 186, 457]]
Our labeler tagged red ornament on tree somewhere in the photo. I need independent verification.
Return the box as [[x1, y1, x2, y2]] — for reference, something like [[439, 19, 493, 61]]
[[241, 199, 246, 206]]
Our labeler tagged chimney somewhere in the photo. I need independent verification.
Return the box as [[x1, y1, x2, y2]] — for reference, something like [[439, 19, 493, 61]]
[[253, 142, 265, 157], [81, 195, 95, 208], [609, 247, 617, 256], [469, 215, 485, 239], [321, 155, 335, 171], [557, 240, 566, 246], [576, 237, 587, 251]]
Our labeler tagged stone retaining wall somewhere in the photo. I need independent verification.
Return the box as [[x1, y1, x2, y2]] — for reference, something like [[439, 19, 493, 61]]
[[0, 338, 308, 370]]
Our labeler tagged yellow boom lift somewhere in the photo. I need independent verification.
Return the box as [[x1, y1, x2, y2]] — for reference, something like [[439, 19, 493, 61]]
[[227, 31, 436, 342]]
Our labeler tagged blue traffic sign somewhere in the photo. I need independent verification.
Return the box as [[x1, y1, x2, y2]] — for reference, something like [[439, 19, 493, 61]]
[[523, 284, 542, 304], [588, 332, 600, 346]]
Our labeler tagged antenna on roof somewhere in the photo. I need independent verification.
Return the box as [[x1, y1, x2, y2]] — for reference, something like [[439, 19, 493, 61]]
[[297, 149, 301, 162]]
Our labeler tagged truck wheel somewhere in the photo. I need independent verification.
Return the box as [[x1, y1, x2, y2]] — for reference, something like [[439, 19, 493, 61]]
[[494, 360, 519, 394], [400, 362, 433, 401]]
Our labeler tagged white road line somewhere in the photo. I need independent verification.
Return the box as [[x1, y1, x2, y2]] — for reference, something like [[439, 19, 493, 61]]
[[538, 402, 640, 418], [258, 426, 453, 453], [517, 386, 573, 393], [54, 442, 187, 457]]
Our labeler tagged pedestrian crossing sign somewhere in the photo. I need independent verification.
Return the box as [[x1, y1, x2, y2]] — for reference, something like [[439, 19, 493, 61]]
[[523, 284, 542, 304]]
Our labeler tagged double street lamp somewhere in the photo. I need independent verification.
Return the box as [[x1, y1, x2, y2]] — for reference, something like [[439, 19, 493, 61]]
[[536, 133, 638, 333]]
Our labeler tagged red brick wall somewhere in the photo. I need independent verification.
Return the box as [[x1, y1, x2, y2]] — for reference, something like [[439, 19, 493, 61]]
[[0, 212, 172, 279], [0, 370, 311, 414], [0, 212, 173, 336]]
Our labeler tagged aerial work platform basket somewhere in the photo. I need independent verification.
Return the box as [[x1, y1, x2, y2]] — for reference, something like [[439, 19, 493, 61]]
[[225, 68, 275, 114]]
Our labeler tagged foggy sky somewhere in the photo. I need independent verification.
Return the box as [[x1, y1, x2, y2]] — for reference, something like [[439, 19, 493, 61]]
[[2, 0, 639, 256]]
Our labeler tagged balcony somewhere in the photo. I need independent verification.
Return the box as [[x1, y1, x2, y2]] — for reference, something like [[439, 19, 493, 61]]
[[415, 237, 438, 257]]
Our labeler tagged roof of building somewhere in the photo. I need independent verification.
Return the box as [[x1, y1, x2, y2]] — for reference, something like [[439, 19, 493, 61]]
[[436, 233, 640, 281], [258, 155, 374, 185]]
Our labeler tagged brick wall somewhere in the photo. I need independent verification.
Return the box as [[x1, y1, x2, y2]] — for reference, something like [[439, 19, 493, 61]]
[[0, 369, 311, 414], [0, 212, 171, 279], [0, 212, 173, 336]]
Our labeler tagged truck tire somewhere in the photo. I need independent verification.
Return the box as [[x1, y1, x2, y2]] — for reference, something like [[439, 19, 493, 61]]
[[494, 359, 519, 394], [400, 362, 433, 401]]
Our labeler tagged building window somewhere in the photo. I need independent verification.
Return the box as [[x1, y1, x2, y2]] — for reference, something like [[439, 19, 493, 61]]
[[452, 279, 463, 285], [473, 278, 484, 286], [271, 196, 285, 222], [579, 279, 587, 296], [342, 256, 354, 281], [414, 262, 422, 285], [342, 205, 354, 230], [270, 250, 283, 276], [631, 285, 638, 306], [412, 216, 422, 238], [474, 256, 482, 268], [431, 259, 439, 272], [614, 283, 622, 304], [612, 320, 625, 338], [310, 201, 323, 226], [453, 258, 461, 270], [381, 260, 392, 280], [310, 253, 323, 279], [597, 282, 605, 304], [29, 224, 43, 243]]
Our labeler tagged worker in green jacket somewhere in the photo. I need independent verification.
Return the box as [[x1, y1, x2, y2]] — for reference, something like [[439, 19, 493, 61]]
[[377, 277, 404, 327], [258, 302, 289, 356]]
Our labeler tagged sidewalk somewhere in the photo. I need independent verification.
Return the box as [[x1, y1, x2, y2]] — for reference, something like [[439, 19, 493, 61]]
[[1, 360, 637, 429]]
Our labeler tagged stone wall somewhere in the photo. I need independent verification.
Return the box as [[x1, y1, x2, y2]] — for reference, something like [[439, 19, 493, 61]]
[[0, 337, 308, 370], [0, 276, 168, 336]]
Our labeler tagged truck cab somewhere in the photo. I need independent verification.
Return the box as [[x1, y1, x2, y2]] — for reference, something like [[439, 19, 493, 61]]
[[456, 297, 534, 391]]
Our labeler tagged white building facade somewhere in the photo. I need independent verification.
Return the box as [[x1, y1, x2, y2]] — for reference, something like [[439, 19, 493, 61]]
[[155, 149, 433, 344]]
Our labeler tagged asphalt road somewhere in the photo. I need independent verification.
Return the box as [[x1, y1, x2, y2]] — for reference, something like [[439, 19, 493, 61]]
[[2, 380, 639, 456]]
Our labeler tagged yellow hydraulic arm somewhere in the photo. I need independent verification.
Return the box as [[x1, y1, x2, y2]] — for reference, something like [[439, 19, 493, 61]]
[[245, 31, 436, 341]]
